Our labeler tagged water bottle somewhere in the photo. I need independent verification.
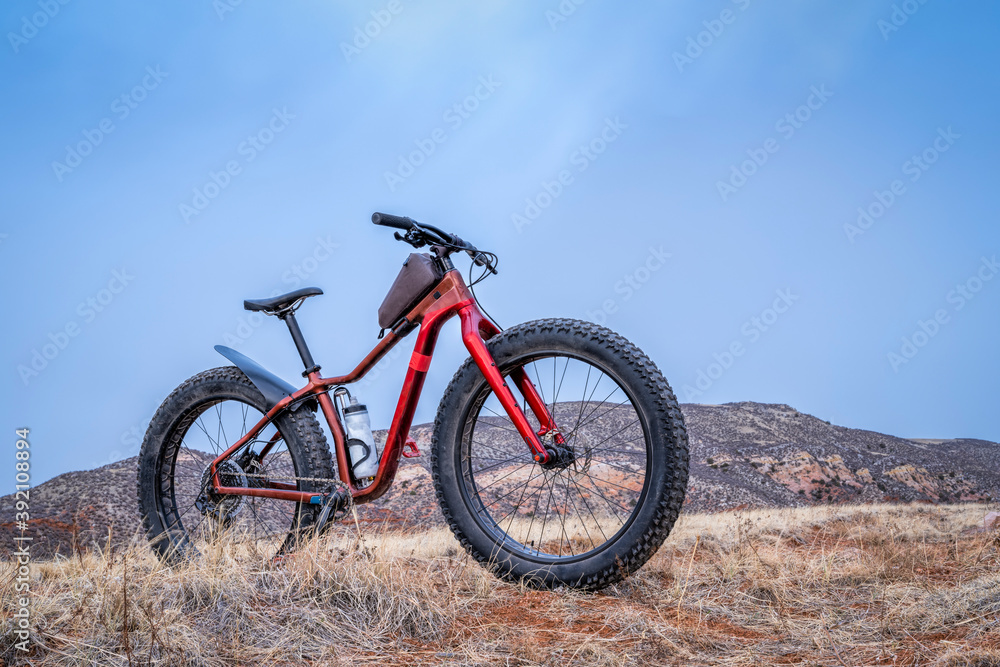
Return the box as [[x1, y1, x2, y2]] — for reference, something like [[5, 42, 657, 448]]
[[343, 395, 379, 479]]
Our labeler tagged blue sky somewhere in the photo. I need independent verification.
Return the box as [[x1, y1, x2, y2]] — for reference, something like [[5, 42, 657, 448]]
[[2, 1, 998, 494]]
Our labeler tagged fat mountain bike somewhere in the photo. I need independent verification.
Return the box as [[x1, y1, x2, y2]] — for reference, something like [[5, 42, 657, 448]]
[[137, 213, 689, 590]]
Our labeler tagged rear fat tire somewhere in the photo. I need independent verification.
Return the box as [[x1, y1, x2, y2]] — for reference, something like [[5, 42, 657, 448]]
[[136, 366, 334, 562], [431, 318, 689, 590]]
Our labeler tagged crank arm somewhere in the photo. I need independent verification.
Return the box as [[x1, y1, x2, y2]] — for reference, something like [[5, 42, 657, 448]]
[[313, 487, 353, 535]]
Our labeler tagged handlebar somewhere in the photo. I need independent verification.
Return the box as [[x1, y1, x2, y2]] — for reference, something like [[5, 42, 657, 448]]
[[371, 212, 494, 271]]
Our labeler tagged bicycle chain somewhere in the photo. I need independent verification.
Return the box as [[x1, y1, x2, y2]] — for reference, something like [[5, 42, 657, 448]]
[[241, 472, 344, 484]]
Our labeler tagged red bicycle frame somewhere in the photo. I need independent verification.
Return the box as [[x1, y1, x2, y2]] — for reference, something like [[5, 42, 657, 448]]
[[208, 269, 560, 505]]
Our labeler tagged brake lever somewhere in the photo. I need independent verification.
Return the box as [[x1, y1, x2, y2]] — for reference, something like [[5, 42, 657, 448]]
[[393, 230, 426, 248]]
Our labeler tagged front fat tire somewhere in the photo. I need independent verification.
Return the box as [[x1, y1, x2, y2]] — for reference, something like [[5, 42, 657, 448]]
[[431, 318, 689, 590]]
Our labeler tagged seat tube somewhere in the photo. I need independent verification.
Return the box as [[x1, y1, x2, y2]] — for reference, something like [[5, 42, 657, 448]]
[[281, 311, 320, 375], [458, 305, 551, 463]]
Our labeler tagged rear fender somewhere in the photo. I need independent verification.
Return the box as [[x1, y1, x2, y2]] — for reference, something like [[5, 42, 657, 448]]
[[214, 345, 309, 412]]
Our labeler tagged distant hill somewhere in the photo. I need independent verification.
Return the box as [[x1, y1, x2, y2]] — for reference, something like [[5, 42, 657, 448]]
[[680, 402, 996, 511], [3, 402, 996, 557]]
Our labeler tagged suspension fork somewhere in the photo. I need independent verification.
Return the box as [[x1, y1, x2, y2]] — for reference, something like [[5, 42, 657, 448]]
[[459, 305, 561, 463]]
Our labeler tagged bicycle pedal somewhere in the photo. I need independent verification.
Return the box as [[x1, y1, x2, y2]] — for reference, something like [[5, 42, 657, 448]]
[[402, 439, 422, 458]]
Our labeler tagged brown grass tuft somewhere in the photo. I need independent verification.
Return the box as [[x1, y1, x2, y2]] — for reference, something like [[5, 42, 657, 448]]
[[2, 502, 998, 665]]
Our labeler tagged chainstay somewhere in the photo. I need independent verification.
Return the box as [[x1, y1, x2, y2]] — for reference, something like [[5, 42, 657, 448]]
[[240, 472, 358, 526]]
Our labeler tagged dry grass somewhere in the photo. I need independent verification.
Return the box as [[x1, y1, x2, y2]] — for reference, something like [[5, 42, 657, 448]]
[[2, 503, 999, 666]]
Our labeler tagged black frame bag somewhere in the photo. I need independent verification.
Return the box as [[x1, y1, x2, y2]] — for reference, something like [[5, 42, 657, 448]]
[[377, 253, 444, 330]]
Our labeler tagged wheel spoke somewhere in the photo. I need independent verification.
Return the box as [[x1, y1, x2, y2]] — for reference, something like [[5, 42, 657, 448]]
[[194, 417, 221, 455], [470, 452, 529, 475], [579, 418, 642, 453], [518, 467, 551, 554], [536, 472, 560, 556], [476, 462, 535, 492], [531, 361, 548, 408], [478, 407, 524, 435], [585, 457, 644, 475], [574, 472, 631, 519], [216, 403, 227, 452], [565, 390, 624, 442], [567, 474, 609, 546], [497, 465, 541, 546], [481, 466, 540, 509], [575, 371, 605, 432], [552, 356, 570, 411]]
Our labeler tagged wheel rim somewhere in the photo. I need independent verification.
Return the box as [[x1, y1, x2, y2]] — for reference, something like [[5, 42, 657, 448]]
[[157, 398, 305, 560], [458, 352, 651, 563]]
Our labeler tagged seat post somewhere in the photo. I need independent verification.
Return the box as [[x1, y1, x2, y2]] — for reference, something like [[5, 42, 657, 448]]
[[280, 310, 320, 376]]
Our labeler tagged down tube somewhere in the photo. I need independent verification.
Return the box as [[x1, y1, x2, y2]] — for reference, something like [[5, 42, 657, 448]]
[[352, 311, 450, 502]]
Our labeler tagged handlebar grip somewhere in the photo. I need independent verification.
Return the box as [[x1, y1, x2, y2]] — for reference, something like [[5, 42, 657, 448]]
[[371, 212, 416, 230]]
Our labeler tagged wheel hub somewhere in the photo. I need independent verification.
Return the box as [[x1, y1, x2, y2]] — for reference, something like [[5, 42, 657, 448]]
[[538, 431, 576, 470], [196, 460, 248, 522]]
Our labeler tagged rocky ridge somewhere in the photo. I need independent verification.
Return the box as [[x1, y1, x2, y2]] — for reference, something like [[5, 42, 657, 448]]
[[3, 402, 996, 557]]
